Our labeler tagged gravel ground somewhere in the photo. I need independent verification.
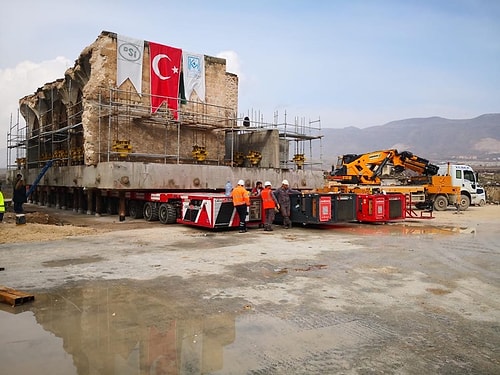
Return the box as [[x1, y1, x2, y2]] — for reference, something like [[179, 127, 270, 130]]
[[0, 204, 499, 374]]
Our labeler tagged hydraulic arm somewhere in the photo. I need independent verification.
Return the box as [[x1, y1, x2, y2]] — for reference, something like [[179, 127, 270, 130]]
[[330, 149, 438, 185]]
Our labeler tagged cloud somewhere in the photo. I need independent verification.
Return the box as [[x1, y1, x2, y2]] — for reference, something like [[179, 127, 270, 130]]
[[0, 57, 71, 160], [216, 50, 242, 79]]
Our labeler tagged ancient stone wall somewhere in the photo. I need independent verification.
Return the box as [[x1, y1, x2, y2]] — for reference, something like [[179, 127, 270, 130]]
[[19, 31, 239, 167]]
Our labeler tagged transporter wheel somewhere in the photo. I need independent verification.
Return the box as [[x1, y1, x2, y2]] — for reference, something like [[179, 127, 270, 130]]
[[106, 198, 118, 215], [143, 202, 159, 221], [159, 203, 177, 224], [458, 194, 470, 211], [433, 195, 448, 211], [478, 199, 486, 207], [128, 201, 144, 219]]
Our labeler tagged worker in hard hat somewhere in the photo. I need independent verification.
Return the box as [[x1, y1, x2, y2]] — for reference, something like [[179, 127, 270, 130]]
[[261, 181, 279, 231], [231, 179, 250, 233], [272, 179, 300, 229]]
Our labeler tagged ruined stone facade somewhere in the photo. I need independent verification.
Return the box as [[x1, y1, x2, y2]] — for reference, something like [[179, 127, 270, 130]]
[[19, 31, 239, 168], [8, 30, 323, 213]]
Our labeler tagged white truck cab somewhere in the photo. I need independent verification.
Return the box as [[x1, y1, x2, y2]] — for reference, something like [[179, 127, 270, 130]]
[[437, 164, 479, 210]]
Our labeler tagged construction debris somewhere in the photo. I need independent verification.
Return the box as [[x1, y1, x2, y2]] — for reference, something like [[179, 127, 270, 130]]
[[0, 286, 35, 306]]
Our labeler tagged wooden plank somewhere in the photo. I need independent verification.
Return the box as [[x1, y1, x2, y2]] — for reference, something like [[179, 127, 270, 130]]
[[0, 286, 35, 306]]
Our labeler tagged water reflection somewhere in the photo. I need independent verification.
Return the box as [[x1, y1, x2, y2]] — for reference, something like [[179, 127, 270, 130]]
[[0, 280, 237, 374], [321, 222, 475, 236], [0, 310, 77, 374]]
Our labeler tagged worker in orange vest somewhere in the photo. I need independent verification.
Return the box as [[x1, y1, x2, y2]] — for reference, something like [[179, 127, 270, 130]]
[[231, 179, 250, 233], [261, 181, 279, 231]]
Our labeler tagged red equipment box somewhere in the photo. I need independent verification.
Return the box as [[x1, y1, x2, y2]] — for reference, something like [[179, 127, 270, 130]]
[[356, 193, 406, 223], [178, 193, 262, 229]]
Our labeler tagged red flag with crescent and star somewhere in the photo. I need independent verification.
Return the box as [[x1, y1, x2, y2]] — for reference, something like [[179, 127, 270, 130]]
[[149, 41, 182, 118]]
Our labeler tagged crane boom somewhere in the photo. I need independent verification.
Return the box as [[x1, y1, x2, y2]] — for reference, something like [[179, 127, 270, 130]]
[[330, 149, 438, 185]]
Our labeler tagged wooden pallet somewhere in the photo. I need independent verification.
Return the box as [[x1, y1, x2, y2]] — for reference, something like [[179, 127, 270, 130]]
[[0, 286, 35, 306]]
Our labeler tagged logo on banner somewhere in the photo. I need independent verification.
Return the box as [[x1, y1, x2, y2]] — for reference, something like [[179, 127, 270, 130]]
[[118, 43, 142, 62], [188, 56, 201, 72]]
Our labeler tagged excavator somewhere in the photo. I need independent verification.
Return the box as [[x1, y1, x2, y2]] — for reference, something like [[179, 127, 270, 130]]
[[330, 149, 439, 185], [324, 149, 463, 211]]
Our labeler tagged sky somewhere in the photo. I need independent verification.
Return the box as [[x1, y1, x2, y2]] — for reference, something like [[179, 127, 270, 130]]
[[1, 0, 499, 158]]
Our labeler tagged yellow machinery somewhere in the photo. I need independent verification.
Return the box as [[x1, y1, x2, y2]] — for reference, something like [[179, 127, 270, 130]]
[[326, 149, 461, 211], [246, 150, 262, 166], [293, 153, 305, 169], [112, 140, 133, 158], [191, 145, 208, 162], [330, 149, 439, 185], [233, 152, 245, 167]]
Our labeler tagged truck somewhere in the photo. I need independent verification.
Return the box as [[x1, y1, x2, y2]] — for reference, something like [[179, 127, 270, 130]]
[[435, 164, 480, 210], [99, 190, 379, 228], [326, 149, 477, 211]]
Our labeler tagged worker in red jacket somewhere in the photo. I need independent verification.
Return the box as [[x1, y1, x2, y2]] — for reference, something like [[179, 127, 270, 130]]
[[231, 179, 250, 233], [261, 181, 279, 231]]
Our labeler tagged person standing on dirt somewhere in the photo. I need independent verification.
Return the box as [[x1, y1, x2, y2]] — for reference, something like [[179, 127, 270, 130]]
[[13, 174, 27, 214], [273, 179, 300, 229], [261, 181, 279, 231], [231, 179, 250, 233], [0, 185, 5, 222]]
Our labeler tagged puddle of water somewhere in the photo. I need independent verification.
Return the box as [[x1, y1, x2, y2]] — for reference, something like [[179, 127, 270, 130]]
[[0, 310, 77, 374], [0, 280, 240, 374], [327, 222, 475, 236]]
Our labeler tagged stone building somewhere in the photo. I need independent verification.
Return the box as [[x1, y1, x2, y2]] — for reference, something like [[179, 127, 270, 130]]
[[7, 31, 323, 215], [18, 31, 241, 168]]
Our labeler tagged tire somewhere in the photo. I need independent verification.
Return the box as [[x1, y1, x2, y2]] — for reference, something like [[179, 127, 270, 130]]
[[459, 194, 470, 211], [478, 199, 486, 207], [159, 203, 177, 224], [106, 198, 118, 215], [128, 201, 144, 219], [143, 202, 159, 221], [433, 195, 448, 211]]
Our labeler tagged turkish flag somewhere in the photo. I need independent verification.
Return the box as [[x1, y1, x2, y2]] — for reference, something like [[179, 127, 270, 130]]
[[149, 41, 182, 118]]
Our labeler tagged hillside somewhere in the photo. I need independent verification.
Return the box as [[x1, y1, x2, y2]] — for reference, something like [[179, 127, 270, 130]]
[[2, 114, 499, 169], [320, 113, 500, 166]]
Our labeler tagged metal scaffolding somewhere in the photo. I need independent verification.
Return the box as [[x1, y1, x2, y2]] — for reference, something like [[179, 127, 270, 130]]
[[7, 86, 323, 172]]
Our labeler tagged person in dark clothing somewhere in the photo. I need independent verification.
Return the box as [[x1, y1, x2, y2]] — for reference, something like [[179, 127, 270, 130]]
[[272, 179, 300, 229], [13, 174, 27, 214]]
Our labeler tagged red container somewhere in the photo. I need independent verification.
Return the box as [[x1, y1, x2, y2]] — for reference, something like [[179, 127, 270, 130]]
[[356, 193, 405, 223]]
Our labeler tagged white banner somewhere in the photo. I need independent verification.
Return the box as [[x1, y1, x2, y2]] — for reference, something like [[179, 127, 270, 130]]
[[183, 52, 205, 101], [117, 35, 144, 95]]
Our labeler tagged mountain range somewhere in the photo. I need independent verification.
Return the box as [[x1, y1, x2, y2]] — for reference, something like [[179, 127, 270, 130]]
[[1, 114, 499, 170], [319, 113, 500, 167]]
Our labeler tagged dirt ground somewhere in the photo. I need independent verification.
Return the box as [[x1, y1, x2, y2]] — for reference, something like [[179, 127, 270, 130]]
[[1, 203, 499, 374], [0, 204, 159, 243], [1, 202, 498, 243]]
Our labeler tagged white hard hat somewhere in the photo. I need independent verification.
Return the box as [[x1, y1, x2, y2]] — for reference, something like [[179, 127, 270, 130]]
[[238, 179, 245, 186], [264, 181, 272, 186], [282, 179, 289, 185]]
